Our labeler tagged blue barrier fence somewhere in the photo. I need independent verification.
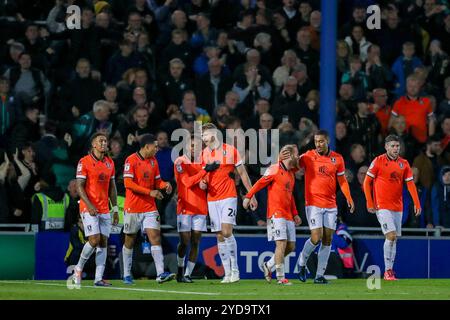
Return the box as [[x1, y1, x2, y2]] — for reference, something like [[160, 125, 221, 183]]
[[34, 232, 450, 280]]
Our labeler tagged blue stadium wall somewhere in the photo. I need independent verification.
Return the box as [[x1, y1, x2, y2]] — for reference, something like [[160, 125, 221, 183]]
[[5, 233, 447, 280]]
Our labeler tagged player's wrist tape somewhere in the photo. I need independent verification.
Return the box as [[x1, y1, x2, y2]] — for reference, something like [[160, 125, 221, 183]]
[[112, 205, 119, 213]]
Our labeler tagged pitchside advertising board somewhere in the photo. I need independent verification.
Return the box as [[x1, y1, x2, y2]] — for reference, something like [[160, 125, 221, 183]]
[[22, 233, 450, 280]]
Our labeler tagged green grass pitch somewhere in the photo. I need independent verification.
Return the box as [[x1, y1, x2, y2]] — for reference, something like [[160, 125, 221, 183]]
[[1, 279, 450, 300]]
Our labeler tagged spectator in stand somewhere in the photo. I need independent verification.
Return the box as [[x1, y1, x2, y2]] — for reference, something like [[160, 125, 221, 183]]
[[431, 166, 450, 228], [58, 58, 104, 121], [337, 83, 356, 123], [0, 77, 21, 149], [180, 90, 211, 124], [232, 63, 272, 120], [341, 55, 369, 101], [292, 63, 315, 99], [294, 27, 319, 86], [272, 49, 301, 91], [336, 121, 351, 158], [369, 88, 392, 138], [413, 135, 448, 191], [392, 42, 423, 97], [117, 105, 156, 152], [388, 115, 417, 163], [160, 58, 193, 108], [365, 44, 393, 92], [337, 40, 351, 81], [272, 76, 313, 128], [3, 52, 51, 109], [223, 90, 240, 116], [243, 98, 271, 130], [344, 25, 371, 62], [391, 75, 436, 145], [346, 143, 368, 177], [348, 99, 381, 160], [106, 39, 145, 85], [426, 40, 450, 97], [160, 29, 194, 77], [71, 100, 112, 155], [9, 105, 40, 152], [195, 57, 233, 115], [189, 12, 218, 51]]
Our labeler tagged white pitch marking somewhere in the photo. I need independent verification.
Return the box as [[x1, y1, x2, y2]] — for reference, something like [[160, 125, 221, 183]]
[[0, 281, 219, 296]]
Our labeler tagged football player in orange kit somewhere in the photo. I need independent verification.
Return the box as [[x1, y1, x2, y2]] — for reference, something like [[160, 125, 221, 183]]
[[363, 134, 421, 281], [291, 130, 355, 284], [121, 134, 175, 284], [72, 133, 119, 287], [201, 123, 257, 283], [174, 135, 220, 283], [243, 144, 302, 285]]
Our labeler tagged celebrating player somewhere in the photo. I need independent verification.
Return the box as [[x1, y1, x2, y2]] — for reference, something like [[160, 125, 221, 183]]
[[174, 135, 220, 283], [293, 130, 354, 284], [243, 144, 302, 285], [363, 134, 421, 280], [201, 123, 257, 283], [73, 133, 119, 287], [121, 134, 175, 284]]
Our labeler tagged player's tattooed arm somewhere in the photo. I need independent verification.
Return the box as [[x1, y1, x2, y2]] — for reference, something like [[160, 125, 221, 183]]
[[76, 178, 98, 216]]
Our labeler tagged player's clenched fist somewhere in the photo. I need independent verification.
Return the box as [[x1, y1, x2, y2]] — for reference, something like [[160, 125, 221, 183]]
[[294, 215, 302, 226], [150, 190, 164, 200]]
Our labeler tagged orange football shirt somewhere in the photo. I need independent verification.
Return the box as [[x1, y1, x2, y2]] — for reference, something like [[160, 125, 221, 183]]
[[76, 153, 115, 214], [366, 154, 413, 212], [299, 150, 346, 209], [123, 152, 166, 213], [245, 162, 298, 221], [201, 143, 242, 201], [174, 155, 208, 215], [392, 96, 433, 143]]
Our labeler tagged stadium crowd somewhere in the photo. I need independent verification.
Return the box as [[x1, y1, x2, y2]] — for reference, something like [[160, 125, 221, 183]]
[[0, 0, 449, 230]]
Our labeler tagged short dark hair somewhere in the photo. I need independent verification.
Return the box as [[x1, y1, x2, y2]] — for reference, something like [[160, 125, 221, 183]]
[[90, 132, 107, 146], [385, 134, 400, 144], [315, 129, 329, 139], [139, 133, 156, 148]]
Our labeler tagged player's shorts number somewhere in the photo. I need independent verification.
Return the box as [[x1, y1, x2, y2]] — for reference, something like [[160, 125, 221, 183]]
[[228, 208, 236, 217]]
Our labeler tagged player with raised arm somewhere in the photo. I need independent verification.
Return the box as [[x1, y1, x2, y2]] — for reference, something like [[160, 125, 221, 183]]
[[243, 145, 302, 285], [292, 130, 355, 284], [174, 135, 220, 283], [72, 133, 119, 287], [363, 134, 421, 281], [201, 123, 257, 283], [121, 134, 175, 284]]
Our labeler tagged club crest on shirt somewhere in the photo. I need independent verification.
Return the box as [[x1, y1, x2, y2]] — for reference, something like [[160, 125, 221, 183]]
[[150, 160, 155, 167], [331, 157, 336, 163], [106, 162, 111, 169], [399, 162, 404, 169]]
